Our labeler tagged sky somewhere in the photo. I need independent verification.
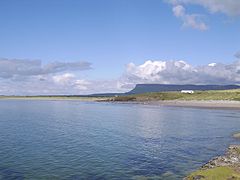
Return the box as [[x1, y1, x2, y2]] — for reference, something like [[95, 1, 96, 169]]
[[0, 0, 240, 95]]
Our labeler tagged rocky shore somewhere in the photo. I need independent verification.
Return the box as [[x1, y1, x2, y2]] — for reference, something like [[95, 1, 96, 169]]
[[148, 100, 240, 110], [185, 145, 240, 180], [109, 99, 240, 110]]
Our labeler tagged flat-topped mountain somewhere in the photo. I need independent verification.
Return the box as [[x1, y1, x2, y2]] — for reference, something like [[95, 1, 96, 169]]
[[127, 84, 240, 94]]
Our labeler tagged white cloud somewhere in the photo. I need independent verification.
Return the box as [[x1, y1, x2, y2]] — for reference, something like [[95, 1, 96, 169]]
[[0, 58, 93, 95], [201, 0, 240, 16], [173, 4, 185, 17], [0, 58, 91, 79], [126, 60, 167, 82], [53, 73, 75, 85], [168, 0, 240, 30], [74, 79, 91, 90], [172, 5, 208, 30], [52, 73, 92, 91], [123, 60, 240, 85], [208, 62, 216, 67], [171, 0, 240, 16]]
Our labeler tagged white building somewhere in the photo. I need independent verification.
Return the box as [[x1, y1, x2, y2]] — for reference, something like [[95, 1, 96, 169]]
[[181, 90, 194, 94]]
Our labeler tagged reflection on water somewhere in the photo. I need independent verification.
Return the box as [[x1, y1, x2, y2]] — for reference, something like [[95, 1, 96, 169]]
[[0, 100, 240, 179]]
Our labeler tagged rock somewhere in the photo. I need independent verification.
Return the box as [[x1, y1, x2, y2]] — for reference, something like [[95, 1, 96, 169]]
[[193, 175, 205, 180], [233, 133, 240, 139], [201, 145, 240, 168], [185, 145, 240, 179], [161, 171, 174, 177]]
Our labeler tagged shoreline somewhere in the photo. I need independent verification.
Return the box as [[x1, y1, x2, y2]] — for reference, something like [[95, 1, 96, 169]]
[[110, 100, 240, 110], [0, 96, 109, 102], [185, 145, 240, 179], [1, 97, 240, 109], [143, 100, 240, 110]]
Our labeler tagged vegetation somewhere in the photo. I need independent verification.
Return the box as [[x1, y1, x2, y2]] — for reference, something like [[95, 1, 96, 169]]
[[113, 89, 240, 101], [186, 145, 240, 180], [1, 89, 240, 102], [113, 96, 137, 101], [186, 166, 240, 180], [128, 84, 240, 94]]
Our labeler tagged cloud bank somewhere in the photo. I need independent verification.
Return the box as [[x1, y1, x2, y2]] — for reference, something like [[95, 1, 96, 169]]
[[0, 58, 92, 95], [0, 58, 240, 95], [167, 0, 240, 30], [0, 58, 91, 79], [123, 60, 240, 86]]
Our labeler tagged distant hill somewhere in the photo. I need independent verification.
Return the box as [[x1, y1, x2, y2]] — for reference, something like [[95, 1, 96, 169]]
[[127, 84, 240, 94]]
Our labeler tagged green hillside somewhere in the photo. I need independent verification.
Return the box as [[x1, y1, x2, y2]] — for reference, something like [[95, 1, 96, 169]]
[[113, 89, 240, 101]]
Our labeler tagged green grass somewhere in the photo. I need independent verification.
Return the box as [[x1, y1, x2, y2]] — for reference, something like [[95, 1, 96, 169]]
[[2, 89, 240, 102], [186, 166, 240, 180], [113, 89, 240, 101], [113, 96, 137, 101]]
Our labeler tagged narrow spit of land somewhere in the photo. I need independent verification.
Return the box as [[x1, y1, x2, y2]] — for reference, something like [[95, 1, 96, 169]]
[[110, 89, 240, 109], [112, 89, 240, 102], [1, 89, 240, 109], [0, 96, 109, 101]]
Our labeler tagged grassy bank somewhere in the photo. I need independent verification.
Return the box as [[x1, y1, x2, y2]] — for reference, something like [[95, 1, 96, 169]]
[[113, 89, 240, 101], [1, 89, 240, 102], [186, 166, 240, 180], [185, 145, 240, 180]]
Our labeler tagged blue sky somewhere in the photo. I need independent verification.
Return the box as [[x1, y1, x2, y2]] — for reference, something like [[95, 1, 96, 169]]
[[0, 0, 240, 94]]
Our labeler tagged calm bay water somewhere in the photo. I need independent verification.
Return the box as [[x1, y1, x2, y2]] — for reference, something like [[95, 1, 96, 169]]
[[0, 100, 240, 179]]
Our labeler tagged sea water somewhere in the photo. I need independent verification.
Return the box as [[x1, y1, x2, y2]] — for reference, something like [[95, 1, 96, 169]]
[[0, 100, 240, 179]]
